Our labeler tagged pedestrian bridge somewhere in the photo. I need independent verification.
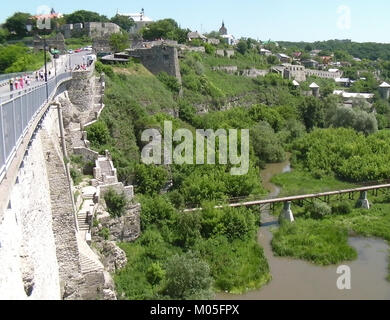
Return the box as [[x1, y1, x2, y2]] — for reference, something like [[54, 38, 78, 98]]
[[0, 71, 73, 184], [183, 182, 390, 221]]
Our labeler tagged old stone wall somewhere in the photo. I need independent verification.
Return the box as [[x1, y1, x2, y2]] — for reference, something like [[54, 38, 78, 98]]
[[66, 68, 96, 113], [0, 115, 61, 299], [40, 107, 84, 300], [128, 45, 181, 82]]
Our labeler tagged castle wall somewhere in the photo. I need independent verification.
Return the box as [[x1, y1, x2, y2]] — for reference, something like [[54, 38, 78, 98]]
[[128, 45, 181, 82], [0, 110, 62, 300]]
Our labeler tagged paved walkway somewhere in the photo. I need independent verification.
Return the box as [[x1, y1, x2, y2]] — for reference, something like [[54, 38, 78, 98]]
[[0, 52, 90, 98]]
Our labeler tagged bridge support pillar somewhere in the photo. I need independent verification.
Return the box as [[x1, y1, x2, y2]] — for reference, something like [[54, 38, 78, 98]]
[[356, 191, 370, 209], [280, 201, 294, 223]]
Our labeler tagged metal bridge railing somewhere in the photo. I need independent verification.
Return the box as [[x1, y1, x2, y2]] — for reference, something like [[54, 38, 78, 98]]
[[0, 71, 72, 183]]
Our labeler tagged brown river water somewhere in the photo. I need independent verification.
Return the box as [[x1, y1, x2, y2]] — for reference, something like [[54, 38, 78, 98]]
[[217, 158, 390, 300]]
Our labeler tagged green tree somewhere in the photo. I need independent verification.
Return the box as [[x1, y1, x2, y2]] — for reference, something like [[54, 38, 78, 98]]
[[4, 12, 31, 39], [141, 18, 178, 40], [0, 28, 9, 43], [104, 188, 128, 218], [134, 164, 168, 195], [164, 252, 214, 300], [236, 40, 248, 55], [299, 96, 326, 130], [86, 121, 110, 147], [176, 211, 202, 248], [110, 14, 135, 31], [251, 121, 285, 163], [65, 10, 109, 24], [109, 31, 130, 52], [146, 263, 165, 285]]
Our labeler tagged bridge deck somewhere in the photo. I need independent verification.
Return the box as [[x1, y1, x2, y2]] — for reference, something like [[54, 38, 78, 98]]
[[183, 183, 390, 212]]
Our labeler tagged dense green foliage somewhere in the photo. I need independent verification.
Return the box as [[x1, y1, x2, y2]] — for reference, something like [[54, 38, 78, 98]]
[[109, 32, 130, 52], [104, 189, 128, 218], [292, 128, 390, 182], [64, 10, 109, 24], [141, 19, 189, 43], [272, 219, 358, 265], [110, 14, 135, 31], [0, 44, 49, 73], [279, 39, 390, 61], [4, 12, 31, 39]]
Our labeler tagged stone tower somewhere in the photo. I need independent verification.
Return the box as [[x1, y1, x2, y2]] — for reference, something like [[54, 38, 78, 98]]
[[309, 82, 320, 98], [219, 21, 227, 35], [379, 82, 390, 100]]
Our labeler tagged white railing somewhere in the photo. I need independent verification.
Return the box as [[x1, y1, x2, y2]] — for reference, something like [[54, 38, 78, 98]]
[[0, 70, 73, 183]]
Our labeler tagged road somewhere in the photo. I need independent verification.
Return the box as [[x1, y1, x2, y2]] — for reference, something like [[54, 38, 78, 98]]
[[0, 51, 92, 98]]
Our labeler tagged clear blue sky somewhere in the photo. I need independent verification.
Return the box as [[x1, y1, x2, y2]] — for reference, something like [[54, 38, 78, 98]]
[[1, 0, 389, 43]]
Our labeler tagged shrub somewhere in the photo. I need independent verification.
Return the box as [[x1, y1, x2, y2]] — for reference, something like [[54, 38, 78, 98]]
[[331, 201, 352, 215], [86, 121, 110, 147], [157, 72, 181, 94], [104, 188, 128, 218], [70, 167, 82, 185], [99, 227, 110, 240], [305, 200, 332, 219], [164, 252, 214, 300], [146, 263, 165, 285]]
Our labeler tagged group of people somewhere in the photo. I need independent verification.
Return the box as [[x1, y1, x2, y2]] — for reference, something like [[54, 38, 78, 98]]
[[8, 75, 32, 91]]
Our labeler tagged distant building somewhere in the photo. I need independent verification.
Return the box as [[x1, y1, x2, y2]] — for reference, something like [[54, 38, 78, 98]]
[[187, 31, 207, 42], [34, 8, 63, 20], [219, 21, 228, 35], [379, 82, 390, 100], [85, 22, 121, 38], [310, 49, 321, 56], [276, 53, 291, 63], [335, 77, 351, 87], [333, 90, 374, 100], [302, 59, 319, 69], [61, 22, 120, 39], [221, 34, 236, 45], [259, 48, 272, 56], [119, 8, 154, 34], [283, 64, 306, 82]]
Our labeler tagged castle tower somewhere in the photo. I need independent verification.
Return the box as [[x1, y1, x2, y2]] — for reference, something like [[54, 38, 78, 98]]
[[219, 21, 227, 35], [379, 82, 390, 100], [309, 82, 320, 97]]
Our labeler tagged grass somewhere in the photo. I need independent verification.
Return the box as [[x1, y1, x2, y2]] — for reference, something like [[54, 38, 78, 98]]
[[65, 37, 92, 50], [271, 169, 357, 196], [271, 194, 390, 279], [108, 67, 177, 114], [196, 236, 271, 294], [272, 219, 358, 265]]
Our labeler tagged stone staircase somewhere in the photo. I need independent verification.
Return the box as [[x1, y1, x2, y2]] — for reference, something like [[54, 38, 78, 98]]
[[79, 252, 104, 274]]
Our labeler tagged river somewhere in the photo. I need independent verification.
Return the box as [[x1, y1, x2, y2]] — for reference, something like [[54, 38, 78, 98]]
[[217, 158, 390, 300]]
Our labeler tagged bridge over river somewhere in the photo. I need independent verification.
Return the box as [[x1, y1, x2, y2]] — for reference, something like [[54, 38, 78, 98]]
[[183, 181, 390, 221]]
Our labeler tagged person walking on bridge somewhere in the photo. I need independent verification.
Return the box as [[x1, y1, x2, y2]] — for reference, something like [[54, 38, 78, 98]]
[[9, 79, 13, 92]]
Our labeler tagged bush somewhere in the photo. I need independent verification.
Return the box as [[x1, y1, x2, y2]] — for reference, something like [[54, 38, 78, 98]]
[[104, 188, 128, 218], [331, 201, 352, 215], [99, 227, 110, 240], [86, 121, 110, 147], [157, 72, 181, 94], [305, 200, 332, 219], [164, 252, 214, 300], [70, 168, 82, 185], [146, 263, 165, 285]]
